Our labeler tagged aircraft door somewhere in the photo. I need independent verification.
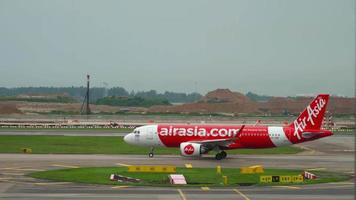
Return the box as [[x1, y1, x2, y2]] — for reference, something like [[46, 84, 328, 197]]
[[133, 130, 140, 143], [146, 126, 154, 140]]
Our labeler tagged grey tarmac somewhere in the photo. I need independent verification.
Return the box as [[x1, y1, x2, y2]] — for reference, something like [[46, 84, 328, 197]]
[[0, 132, 354, 200]]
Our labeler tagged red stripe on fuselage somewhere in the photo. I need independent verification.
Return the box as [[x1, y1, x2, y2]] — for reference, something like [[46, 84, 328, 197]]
[[157, 124, 276, 149]]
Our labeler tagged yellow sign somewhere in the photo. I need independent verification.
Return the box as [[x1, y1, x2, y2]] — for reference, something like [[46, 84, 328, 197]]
[[240, 168, 253, 174], [260, 175, 304, 183], [280, 176, 292, 183], [127, 165, 176, 173], [216, 165, 221, 174], [260, 176, 272, 183], [292, 175, 304, 183], [240, 165, 264, 174]]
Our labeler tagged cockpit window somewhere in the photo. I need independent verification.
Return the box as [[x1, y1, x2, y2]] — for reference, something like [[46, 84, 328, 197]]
[[134, 130, 140, 134]]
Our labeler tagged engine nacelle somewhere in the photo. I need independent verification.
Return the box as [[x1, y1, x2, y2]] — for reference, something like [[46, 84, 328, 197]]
[[180, 142, 203, 157]]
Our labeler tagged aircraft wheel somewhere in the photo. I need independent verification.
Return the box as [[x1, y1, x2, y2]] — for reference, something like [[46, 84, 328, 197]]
[[215, 153, 223, 160], [221, 151, 227, 159], [148, 147, 155, 158]]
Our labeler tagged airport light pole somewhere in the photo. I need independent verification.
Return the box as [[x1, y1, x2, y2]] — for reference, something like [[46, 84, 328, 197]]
[[80, 74, 91, 115]]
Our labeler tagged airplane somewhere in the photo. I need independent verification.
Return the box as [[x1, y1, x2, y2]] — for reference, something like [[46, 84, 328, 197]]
[[124, 94, 333, 160]]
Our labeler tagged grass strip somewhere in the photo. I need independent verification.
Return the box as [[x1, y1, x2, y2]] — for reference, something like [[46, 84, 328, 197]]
[[0, 135, 302, 154], [29, 167, 350, 187]]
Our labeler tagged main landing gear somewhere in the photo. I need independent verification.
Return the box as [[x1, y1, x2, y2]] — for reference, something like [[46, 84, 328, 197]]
[[215, 151, 227, 160], [148, 147, 154, 158]]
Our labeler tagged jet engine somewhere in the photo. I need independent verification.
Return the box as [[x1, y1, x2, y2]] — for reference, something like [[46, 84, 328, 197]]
[[180, 142, 208, 157]]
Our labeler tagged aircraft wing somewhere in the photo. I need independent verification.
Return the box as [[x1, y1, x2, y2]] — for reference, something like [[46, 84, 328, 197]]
[[190, 125, 245, 147]]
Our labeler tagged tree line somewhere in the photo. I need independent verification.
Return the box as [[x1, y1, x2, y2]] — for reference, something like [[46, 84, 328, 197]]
[[0, 87, 202, 103]]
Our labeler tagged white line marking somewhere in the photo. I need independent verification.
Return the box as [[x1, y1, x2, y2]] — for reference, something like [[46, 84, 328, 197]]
[[35, 182, 70, 185], [1, 172, 24, 176], [0, 167, 42, 171], [51, 164, 79, 168], [111, 185, 130, 189], [115, 163, 131, 167], [201, 186, 210, 191], [272, 186, 301, 189], [177, 189, 187, 200], [306, 168, 326, 171], [233, 188, 251, 200]]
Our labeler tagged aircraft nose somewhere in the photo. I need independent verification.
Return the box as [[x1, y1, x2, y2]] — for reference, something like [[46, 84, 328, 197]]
[[124, 134, 131, 144]]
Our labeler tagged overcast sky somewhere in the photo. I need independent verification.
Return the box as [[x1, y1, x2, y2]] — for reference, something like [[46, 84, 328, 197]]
[[0, 0, 354, 96]]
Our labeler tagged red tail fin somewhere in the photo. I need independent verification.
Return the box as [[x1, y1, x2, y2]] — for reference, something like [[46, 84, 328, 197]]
[[289, 94, 329, 135]]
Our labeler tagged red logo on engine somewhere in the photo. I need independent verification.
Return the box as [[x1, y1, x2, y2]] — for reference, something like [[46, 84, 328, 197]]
[[184, 144, 194, 155]]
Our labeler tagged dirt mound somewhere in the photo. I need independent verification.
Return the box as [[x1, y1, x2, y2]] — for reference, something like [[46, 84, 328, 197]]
[[150, 89, 259, 115], [0, 103, 22, 114], [258, 97, 311, 114], [327, 97, 355, 115], [150, 89, 355, 115], [201, 89, 251, 104], [258, 96, 355, 115]]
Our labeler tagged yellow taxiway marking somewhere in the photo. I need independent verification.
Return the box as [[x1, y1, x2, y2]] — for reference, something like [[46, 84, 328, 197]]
[[343, 182, 354, 185], [272, 186, 301, 190], [201, 187, 210, 191], [111, 185, 130, 189], [0, 167, 42, 171], [233, 188, 251, 200], [116, 163, 131, 167], [177, 189, 187, 200], [35, 182, 70, 185], [13, 168, 42, 171], [306, 168, 326, 171], [0, 177, 33, 180], [1, 172, 24, 176], [0, 167, 19, 170], [307, 184, 354, 189], [327, 181, 355, 185], [51, 164, 79, 168]]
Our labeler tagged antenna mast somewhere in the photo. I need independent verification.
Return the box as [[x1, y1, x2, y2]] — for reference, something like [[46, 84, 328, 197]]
[[80, 75, 91, 115]]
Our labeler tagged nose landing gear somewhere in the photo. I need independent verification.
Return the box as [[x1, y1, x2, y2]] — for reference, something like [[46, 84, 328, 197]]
[[215, 151, 227, 160], [148, 147, 154, 158]]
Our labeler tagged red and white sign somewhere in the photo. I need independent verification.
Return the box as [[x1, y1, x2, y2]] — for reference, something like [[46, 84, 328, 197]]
[[168, 174, 187, 185], [303, 171, 318, 179]]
